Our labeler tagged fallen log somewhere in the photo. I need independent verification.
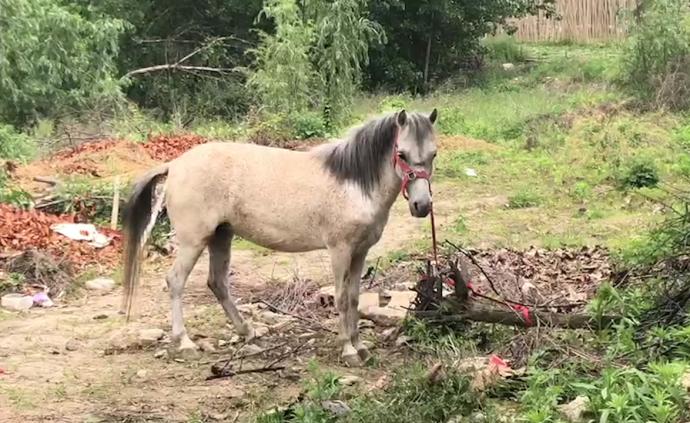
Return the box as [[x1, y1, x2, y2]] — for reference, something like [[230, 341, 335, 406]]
[[438, 300, 620, 329], [410, 259, 621, 330]]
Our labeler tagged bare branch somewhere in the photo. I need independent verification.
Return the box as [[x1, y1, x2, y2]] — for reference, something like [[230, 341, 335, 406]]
[[124, 64, 240, 78]]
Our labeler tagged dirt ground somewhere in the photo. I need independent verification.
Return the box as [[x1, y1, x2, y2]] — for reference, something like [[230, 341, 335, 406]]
[[0, 185, 458, 422]]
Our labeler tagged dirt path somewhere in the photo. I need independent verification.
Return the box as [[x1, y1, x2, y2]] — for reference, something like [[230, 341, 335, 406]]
[[0, 181, 466, 423]]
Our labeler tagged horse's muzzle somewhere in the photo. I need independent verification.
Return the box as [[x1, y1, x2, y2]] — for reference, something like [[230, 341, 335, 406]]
[[410, 199, 431, 218]]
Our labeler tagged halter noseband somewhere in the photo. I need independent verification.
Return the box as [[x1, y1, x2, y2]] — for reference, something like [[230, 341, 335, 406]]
[[392, 126, 431, 200]]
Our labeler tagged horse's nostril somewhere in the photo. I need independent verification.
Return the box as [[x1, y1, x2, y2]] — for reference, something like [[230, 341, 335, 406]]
[[413, 202, 419, 211]]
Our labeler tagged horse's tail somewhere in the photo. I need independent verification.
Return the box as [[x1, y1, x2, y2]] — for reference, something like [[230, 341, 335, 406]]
[[121, 163, 169, 321]]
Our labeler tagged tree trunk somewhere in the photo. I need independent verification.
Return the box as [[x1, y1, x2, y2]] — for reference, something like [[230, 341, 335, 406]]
[[423, 35, 432, 92]]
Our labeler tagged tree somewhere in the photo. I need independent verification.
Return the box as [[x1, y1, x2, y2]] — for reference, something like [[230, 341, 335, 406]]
[[310, 0, 384, 124], [247, 0, 318, 114], [364, 0, 555, 93], [0, 0, 126, 126]]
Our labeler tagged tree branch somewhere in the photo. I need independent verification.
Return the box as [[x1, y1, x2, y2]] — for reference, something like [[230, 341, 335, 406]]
[[124, 64, 239, 78]]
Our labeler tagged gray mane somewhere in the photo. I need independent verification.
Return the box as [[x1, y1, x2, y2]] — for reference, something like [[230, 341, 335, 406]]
[[320, 111, 433, 194]]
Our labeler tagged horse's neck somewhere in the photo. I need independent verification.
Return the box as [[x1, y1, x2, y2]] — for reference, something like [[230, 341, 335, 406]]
[[371, 162, 402, 214]]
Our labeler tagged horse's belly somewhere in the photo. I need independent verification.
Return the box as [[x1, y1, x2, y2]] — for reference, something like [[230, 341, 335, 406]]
[[232, 216, 325, 253]]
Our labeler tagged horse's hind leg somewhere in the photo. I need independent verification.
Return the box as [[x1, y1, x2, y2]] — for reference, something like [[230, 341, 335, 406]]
[[167, 243, 204, 351], [207, 224, 255, 339]]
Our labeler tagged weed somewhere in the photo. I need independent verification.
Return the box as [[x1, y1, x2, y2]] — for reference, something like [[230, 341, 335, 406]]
[[619, 157, 660, 189], [507, 189, 541, 209], [0, 123, 36, 161], [483, 35, 528, 63]]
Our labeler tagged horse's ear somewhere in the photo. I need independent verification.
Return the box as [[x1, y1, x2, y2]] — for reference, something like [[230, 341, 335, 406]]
[[396, 109, 407, 126], [429, 108, 438, 124]]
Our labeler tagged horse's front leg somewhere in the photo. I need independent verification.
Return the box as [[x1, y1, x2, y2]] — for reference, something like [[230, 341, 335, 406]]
[[328, 246, 361, 366], [347, 250, 370, 362]]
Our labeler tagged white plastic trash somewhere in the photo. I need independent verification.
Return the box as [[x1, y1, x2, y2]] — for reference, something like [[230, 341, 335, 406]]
[[51, 223, 111, 248], [465, 168, 478, 177]]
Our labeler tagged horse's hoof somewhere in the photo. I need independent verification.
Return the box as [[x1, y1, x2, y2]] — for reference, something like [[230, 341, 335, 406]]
[[176, 340, 201, 361], [342, 353, 363, 367]]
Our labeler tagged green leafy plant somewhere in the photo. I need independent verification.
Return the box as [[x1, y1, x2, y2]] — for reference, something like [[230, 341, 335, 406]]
[[619, 158, 660, 189]]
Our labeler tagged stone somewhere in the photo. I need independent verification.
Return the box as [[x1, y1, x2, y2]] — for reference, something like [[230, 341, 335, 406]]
[[339, 375, 362, 386], [502, 63, 515, 71], [381, 327, 399, 341], [138, 328, 164, 346], [317, 285, 336, 307], [254, 325, 269, 338], [259, 310, 288, 325], [395, 335, 411, 347], [241, 344, 264, 356], [358, 319, 375, 329], [321, 400, 351, 417], [85, 278, 116, 292], [198, 338, 217, 353], [92, 314, 109, 320], [360, 307, 407, 326], [65, 339, 82, 352], [154, 349, 168, 359], [1, 294, 33, 311], [469, 412, 487, 423], [136, 369, 148, 379], [557, 395, 590, 423], [681, 370, 690, 391]]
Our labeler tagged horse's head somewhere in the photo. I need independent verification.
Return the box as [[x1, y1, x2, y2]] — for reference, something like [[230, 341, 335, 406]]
[[393, 109, 438, 218]]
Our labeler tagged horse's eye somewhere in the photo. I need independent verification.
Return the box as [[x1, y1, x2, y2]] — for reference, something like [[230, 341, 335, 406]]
[[397, 151, 408, 161]]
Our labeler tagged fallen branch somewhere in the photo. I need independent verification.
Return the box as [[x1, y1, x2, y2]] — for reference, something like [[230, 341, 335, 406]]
[[258, 299, 336, 334], [455, 303, 620, 329], [206, 365, 286, 380]]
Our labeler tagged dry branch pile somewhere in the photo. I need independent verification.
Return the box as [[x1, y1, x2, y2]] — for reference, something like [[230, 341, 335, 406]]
[[0, 204, 122, 270], [459, 246, 612, 312]]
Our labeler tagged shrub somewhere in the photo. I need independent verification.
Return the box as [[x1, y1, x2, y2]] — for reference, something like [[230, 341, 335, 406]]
[[622, 0, 690, 109], [290, 112, 327, 139], [0, 123, 36, 161], [483, 35, 527, 63], [619, 158, 660, 189], [508, 189, 542, 209]]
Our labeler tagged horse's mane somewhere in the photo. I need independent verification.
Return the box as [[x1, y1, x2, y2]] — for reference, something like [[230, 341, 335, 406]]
[[318, 112, 432, 195]]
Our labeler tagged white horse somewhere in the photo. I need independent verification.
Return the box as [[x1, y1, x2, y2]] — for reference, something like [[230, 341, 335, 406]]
[[121, 109, 438, 366]]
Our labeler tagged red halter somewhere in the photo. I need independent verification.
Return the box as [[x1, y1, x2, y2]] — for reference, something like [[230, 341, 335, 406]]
[[392, 127, 431, 200]]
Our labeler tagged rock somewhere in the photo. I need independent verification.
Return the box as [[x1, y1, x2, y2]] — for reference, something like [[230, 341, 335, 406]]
[[321, 400, 351, 417], [362, 340, 375, 350], [85, 278, 116, 292], [502, 63, 515, 71], [381, 327, 399, 341], [395, 335, 411, 347], [360, 307, 407, 326], [138, 328, 164, 346], [358, 319, 375, 329], [136, 369, 148, 379], [557, 395, 590, 423], [241, 344, 264, 356], [469, 412, 487, 423], [259, 310, 287, 325], [254, 325, 269, 338], [681, 370, 690, 391], [340, 375, 363, 386], [154, 349, 168, 359], [228, 335, 241, 344], [198, 338, 217, 353], [317, 285, 336, 307], [65, 339, 82, 351], [92, 314, 109, 320], [1, 294, 33, 311]]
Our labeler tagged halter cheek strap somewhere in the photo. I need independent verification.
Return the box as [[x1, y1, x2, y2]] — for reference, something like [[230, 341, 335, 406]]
[[392, 128, 431, 200]]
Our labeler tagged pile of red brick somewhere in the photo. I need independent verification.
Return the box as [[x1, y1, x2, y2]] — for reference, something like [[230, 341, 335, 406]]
[[0, 204, 122, 270]]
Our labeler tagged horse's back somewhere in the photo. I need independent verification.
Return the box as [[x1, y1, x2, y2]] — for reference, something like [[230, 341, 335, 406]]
[[163, 141, 336, 250]]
